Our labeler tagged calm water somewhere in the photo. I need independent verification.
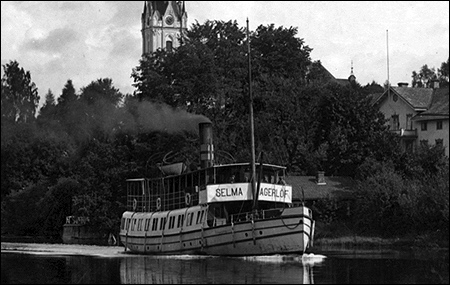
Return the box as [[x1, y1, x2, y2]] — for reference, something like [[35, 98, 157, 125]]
[[1, 243, 448, 284]]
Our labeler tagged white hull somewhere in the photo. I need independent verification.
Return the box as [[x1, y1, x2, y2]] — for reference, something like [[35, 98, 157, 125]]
[[119, 206, 314, 256]]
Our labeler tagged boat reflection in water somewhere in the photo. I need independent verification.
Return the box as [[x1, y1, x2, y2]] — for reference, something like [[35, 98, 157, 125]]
[[119, 253, 325, 284]]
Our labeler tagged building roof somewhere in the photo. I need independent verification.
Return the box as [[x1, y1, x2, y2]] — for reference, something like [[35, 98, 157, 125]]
[[144, 1, 185, 20], [391, 87, 434, 109], [371, 86, 435, 111], [412, 87, 449, 121], [285, 175, 355, 201], [308, 61, 354, 86]]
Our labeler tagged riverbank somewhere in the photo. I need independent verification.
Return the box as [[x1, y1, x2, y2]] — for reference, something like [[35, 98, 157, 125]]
[[311, 222, 449, 251]]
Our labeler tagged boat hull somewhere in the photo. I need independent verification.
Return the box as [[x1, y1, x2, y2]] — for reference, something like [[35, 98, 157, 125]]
[[119, 207, 313, 256]]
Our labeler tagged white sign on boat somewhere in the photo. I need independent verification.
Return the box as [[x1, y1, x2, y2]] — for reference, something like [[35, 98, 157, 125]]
[[204, 183, 292, 203]]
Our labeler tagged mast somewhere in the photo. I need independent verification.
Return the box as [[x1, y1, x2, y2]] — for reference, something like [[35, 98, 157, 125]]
[[386, 29, 390, 96], [247, 18, 257, 209]]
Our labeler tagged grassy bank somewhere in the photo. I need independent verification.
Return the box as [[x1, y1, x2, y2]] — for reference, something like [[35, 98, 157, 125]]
[[311, 221, 449, 250]]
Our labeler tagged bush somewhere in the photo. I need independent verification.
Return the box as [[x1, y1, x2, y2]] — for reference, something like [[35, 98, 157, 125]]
[[353, 160, 449, 238]]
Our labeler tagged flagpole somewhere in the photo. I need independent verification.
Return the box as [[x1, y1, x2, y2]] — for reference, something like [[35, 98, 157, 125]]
[[386, 29, 390, 93], [247, 18, 257, 210]]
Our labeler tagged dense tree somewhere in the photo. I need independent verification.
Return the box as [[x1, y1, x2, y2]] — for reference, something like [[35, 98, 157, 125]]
[[1, 60, 39, 124], [360, 80, 384, 97], [37, 89, 57, 126], [438, 57, 449, 87], [79, 78, 124, 107], [251, 24, 312, 80], [78, 78, 126, 141], [54, 79, 83, 140], [411, 64, 437, 88], [312, 82, 398, 176], [131, 20, 317, 167]]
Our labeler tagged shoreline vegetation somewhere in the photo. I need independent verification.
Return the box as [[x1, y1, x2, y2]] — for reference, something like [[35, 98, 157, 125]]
[[2, 233, 448, 252], [311, 221, 449, 251]]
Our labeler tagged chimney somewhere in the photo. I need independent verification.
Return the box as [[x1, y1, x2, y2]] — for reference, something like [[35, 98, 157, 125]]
[[316, 171, 326, 185], [397, 82, 409, 87], [432, 80, 440, 89], [199, 122, 214, 168]]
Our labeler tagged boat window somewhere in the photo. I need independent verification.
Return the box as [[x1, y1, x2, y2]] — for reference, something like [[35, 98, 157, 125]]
[[186, 212, 194, 226], [126, 218, 131, 230], [160, 217, 167, 230], [144, 218, 150, 231], [131, 219, 136, 231], [152, 218, 158, 231], [195, 211, 200, 224], [177, 214, 185, 228], [199, 170, 206, 188], [206, 168, 215, 184], [187, 173, 193, 188], [216, 167, 233, 184], [196, 210, 205, 224], [169, 216, 176, 229]]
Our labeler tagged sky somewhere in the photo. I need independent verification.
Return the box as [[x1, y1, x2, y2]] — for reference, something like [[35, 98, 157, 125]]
[[1, 1, 449, 108]]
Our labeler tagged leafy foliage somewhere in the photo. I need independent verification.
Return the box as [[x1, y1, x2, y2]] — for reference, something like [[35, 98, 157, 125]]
[[1, 60, 39, 124]]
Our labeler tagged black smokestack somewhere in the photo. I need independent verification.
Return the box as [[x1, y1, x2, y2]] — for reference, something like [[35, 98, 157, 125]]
[[199, 122, 214, 168]]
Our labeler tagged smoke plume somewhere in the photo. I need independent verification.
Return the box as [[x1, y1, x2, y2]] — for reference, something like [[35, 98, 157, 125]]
[[122, 101, 211, 135]]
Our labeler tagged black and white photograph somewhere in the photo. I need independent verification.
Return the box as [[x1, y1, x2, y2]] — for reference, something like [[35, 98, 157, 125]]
[[1, 1, 449, 284]]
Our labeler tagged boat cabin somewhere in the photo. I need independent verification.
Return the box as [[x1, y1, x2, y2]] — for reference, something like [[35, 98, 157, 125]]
[[126, 162, 292, 215]]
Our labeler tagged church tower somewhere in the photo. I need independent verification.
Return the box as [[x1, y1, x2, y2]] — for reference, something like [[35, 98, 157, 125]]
[[141, 1, 187, 56], [348, 60, 356, 83]]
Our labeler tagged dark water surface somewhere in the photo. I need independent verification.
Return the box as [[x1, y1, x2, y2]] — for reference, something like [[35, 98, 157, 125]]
[[1, 243, 448, 284]]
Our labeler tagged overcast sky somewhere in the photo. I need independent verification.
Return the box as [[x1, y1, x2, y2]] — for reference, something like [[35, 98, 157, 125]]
[[1, 1, 449, 107]]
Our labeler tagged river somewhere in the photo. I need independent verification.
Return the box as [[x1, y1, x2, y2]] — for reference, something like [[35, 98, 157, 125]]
[[1, 242, 448, 284]]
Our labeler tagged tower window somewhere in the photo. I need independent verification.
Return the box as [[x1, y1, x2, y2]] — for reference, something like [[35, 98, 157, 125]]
[[437, 121, 442, 130], [166, 41, 173, 52]]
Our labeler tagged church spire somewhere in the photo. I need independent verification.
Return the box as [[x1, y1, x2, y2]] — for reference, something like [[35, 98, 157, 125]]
[[141, 1, 187, 56], [348, 60, 356, 82]]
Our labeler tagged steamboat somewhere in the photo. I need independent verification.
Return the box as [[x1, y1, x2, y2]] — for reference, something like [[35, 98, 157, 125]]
[[119, 122, 315, 256], [118, 19, 314, 256]]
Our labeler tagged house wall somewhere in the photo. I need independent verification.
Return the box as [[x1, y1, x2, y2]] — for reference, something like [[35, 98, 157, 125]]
[[417, 119, 449, 156], [378, 91, 419, 130]]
